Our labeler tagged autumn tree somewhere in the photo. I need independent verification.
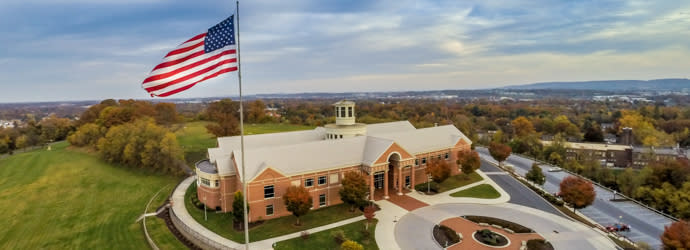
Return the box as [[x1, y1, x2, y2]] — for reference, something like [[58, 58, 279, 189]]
[[457, 150, 480, 176], [38, 115, 74, 142], [526, 163, 546, 186], [205, 99, 240, 137], [284, 185, 313, 226], [426, 159, 451, 183], [488, 142, 511, 167], [363, 204, 376, 230], [615, 167, 639, 196], [246, 99, 268, 123], [67, 123, 106, 147], [559, 176, 596, 212], [339, 171, 369, 212], [661, 220, 690, 250], [341, 240, 364, 250], [231, 191, 249, 230], [154, 102, 180, 126], [582, 119, 604, 142], [511, 116, 535, 138]]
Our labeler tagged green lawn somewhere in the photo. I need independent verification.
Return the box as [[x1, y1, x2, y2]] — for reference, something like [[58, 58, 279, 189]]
[[450, 184, 500, 199], [274, 219, 378, 250], [184, 182, 362, 243], [0, 141, 181, 249], [416, 172, 484, 194], [176, 121, 313, 165]]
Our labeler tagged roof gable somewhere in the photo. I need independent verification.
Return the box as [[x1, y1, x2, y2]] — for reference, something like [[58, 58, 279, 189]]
[[373, 142, 415, 165]]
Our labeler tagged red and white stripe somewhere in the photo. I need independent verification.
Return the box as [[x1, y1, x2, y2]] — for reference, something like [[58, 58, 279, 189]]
[[142, 33, 238, 97]]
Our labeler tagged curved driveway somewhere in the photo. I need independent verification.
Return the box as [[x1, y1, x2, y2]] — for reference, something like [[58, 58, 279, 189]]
[[395, 203, 615, 250]]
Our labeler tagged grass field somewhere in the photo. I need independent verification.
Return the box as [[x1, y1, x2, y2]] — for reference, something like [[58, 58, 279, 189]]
[[0, 141, 181, 249], [184, 182, 363, 243], [274, 219, 378, 250], [450, 184, 500, 198], [176, 121, 314, 165], [416, 172, 484, 194], [144, 185, 186, 250]]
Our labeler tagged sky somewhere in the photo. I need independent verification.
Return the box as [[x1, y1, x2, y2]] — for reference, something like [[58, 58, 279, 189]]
[[1, 0, 689, 102]]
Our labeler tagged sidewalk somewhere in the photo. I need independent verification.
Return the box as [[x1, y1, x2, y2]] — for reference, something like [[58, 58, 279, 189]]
[[374, 200, 408, 250]]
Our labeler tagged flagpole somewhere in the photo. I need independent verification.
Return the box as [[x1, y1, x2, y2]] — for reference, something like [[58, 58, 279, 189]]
[[235, 1, 250, 249]]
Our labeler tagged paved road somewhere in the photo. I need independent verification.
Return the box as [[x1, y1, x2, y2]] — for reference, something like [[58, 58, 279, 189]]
[[480, 160, 562, 217], [395, 203, 615, 250], [476, 147, 674, 249]]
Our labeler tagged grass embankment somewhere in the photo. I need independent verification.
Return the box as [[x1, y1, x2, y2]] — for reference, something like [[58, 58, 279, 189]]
[[0, 141, 180, 249], [416, 172, 483, 194], [144, 185, 186, 250], [184, 183, 363, 243], [450, 184, 500, 199], [274, 219, 378, 250], [176, 121, 314, 165]]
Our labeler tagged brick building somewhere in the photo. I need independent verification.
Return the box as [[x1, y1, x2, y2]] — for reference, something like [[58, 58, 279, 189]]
[[195, 100, 472, 222]]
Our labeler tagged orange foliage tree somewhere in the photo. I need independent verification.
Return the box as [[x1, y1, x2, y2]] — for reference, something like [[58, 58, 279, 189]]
[[363, 204, 376, 230], [661, 220, 690, 250], [457, 150, 481, 176], [488, 142, 512, 167], [426, 159, 451, 183], [284, 185, 313, 226], [559, 176, 596, 212]]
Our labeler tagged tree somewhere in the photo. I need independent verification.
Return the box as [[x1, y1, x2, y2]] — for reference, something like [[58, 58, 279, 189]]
[[339, 172, 369, 212], [559, 176, 596, 211], [582, 120, 604, 142], [661, 220, 690, 250], [616, 167, 639, 196], [284, 185, 313, 226], [488, 142, 511, 167], [15, 135, 27, 151], [341, 240, 364, 250], [457, 150, 480, 176], [511, 116, 535, 138], [205, 99, 240, 137], [363, 204, 376, 230], [526, 163, 546, 186], [426, 159, 451, 183], [154, 102, 180, 126], [67, 123, 106, 147], [231, 191, 249, 230], [247, 99, 268, 123]]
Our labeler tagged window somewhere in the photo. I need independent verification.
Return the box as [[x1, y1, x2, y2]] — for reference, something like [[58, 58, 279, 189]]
[[422, 157, 427, 165], [266, 205, 274, 216], [415, 159, 419, 166], [305, 178, 314, 187], [215, 179, 220, 187], [445, 152, 449, 159], [335, 107, 339, 117], [340, 107, 345, 117], [340, 134, 343, 139], [264, 185, 274, 199], [318, 176, 327, 185], [405, 176, 410, 187], [319, 194, 326, 207], [348, 107, 353, 117], [200, 178, 211, 186], [438, 154, 442, 160]]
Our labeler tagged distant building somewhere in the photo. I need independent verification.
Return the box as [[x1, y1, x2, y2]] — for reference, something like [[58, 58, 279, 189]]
[[196, 101, 472, 221], [543, 141, 687, 169]]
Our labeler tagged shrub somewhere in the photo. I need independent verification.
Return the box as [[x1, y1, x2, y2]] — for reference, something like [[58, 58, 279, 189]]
[[360, 229, 371, 239], [415, 182, 440, 193], [440, 225, 460, 243], [341, 240, 364, 250], [331, 229, 347, 244], [526, 239, 555, 250], [464, 216, 533, 233]]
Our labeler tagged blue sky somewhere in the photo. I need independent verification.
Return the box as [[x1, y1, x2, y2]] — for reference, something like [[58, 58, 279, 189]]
[[1, 0, 689, 102]]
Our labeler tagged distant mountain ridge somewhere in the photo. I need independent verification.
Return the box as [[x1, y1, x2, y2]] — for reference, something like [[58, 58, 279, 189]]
[[504, 78, 690, 91]]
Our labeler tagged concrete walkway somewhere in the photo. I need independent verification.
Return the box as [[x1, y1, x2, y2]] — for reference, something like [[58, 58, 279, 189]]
[[374, 200, 408, 250]]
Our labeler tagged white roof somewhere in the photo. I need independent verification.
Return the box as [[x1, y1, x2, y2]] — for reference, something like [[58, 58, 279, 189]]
[[210, 121, 472, 180], [366, 121, 416, 135]]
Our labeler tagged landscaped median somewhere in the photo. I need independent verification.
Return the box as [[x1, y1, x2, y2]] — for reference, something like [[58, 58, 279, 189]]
[[274, 219, 378, 250], [184, 182, 364, 243], [450, 184, 500, 199], [414, 172, 483, 194]]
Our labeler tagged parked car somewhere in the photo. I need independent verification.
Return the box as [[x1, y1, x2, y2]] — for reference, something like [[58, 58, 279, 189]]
[[547, 167, 562, 172], [605, 223, 630, 232]]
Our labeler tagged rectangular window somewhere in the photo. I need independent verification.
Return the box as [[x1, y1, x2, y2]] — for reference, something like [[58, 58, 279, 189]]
[[445, 152, 449, 159], [215, 179, 220, 187], [348, 107, 353, 117], [335, 107, 339, 117], [201, 178, 211, 186], [405, 175, 410, 187], [319, 194, 326, 207], [422, 157, 427, 165], [266, 205, 274, 216], [264, 185, 274, 199], [318, 176, 327, 185], [340, 134, 343, 139], [305, 178, 314, 187], [415, 159, 419, 166], [340, 107, 345, 117]]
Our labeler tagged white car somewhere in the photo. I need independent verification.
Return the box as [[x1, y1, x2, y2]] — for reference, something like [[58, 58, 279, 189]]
[[547, 167, 562, 172]]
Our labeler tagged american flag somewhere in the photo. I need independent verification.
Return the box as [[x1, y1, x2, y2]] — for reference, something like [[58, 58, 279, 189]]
[[142, 16, 237, 97]]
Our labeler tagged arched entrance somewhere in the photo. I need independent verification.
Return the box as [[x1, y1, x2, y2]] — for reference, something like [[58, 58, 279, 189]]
[[388, 153, 401, 196]]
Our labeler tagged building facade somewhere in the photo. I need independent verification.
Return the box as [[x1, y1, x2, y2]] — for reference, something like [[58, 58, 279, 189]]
[[196, 101, 472, 221]]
